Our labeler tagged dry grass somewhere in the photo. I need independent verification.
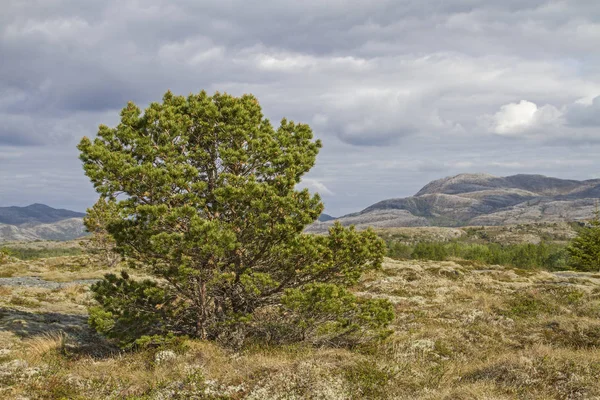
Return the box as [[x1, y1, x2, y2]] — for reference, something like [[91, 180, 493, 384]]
[[21, 332, 67, 364], [1, 238, 600, 399], [0, 255, 111, 281]]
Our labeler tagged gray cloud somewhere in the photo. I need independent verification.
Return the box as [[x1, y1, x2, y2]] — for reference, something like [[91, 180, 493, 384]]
[[565, 96, 600, 127], [2, 0, 600, 215]]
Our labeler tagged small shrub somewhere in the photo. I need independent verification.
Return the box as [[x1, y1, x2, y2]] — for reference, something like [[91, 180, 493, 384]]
[[344, 360, 395, 399], [9, 296, 40, 308], [80, 197, 122, 268], [559, 288, 585, 305], [88, 270, 180, 348], [134, 333, 189, 354], [543, 322, 600, 349], [278, 283, 395, 346], [501, 292, 557, 319], [412, 242, 448, 261], [386, 242, 412, 259]]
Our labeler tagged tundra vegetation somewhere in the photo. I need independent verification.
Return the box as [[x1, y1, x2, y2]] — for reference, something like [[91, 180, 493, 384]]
[[2, 228, 600, 399]]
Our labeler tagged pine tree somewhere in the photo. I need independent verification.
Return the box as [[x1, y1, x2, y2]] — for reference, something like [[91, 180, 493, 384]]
[[567, 209, 600, 272], [78, 90, 393, 347]]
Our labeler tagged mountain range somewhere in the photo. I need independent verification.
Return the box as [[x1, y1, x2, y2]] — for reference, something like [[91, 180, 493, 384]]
[[3, 173, 600, 241], [0, 204, 86, 242], [308, 173, 600, 232]]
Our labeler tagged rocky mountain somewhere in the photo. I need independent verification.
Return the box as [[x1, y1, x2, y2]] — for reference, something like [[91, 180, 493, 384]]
[[308, 173, 600, 232], [0, 204, 86, 242]]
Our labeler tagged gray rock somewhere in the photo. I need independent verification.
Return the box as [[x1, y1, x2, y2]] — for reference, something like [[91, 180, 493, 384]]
[[155, 350, 177, 365], [0, 276, 99, 290]]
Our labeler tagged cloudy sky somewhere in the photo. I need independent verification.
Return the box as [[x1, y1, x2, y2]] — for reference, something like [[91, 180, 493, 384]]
[[2, 0, 600, 215]]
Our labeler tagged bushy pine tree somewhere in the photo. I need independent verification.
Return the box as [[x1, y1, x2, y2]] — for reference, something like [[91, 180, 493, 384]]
[[78, 90, 393, 347], [567, 210, 600, 272]]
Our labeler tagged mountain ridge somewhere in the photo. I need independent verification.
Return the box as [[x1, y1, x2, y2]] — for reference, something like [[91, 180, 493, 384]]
[[0, 204, 86, 242], [0, 204, 85, 226], [4, 173, 600, 240], [318, 213, 336, 222], [308, 173, 600, 232]]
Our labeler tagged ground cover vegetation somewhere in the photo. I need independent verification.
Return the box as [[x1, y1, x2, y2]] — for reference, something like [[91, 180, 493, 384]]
[[0, 246, 82, 261], [1, 244, 600, 399]]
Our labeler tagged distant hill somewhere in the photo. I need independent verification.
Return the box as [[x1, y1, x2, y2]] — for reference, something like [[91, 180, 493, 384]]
[[0, 218, 87, 242], [0, 204, 85, 226], [308, 173, 600, 232], [318, 213, 336, 222], [0, 204, 86, 242], [5, 173, 600, 241]]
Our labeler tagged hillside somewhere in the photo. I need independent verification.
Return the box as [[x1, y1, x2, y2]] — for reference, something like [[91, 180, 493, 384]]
[[309, 173, 600, 232], [0, 204, 86, 242]]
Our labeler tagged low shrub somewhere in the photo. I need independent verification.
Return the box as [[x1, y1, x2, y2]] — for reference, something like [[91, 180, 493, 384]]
[[501, 291, 558, 318], [0, 246, 82, 260], [385, 239, 569, 270], [344, 360, 396, 399]]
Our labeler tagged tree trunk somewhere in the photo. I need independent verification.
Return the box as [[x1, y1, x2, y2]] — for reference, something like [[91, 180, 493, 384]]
[[196, 280, 208, 340]]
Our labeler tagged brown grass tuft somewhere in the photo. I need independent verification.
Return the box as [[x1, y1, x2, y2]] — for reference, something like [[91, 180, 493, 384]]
[[22, 332, 67, 363]]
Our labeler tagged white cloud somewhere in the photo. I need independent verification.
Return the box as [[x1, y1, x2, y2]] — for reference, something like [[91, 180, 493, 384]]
[[482, 100, 563, 136], [256, 52, 317, 72], [299, 178, 334, 196], [247, 47, 370, 73]]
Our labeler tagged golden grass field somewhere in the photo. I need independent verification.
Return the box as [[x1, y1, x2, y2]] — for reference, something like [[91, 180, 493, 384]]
[[1, 235, 600, 399]]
